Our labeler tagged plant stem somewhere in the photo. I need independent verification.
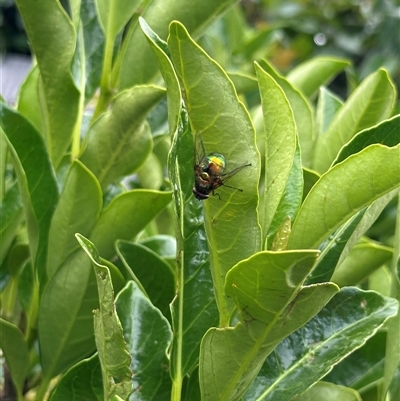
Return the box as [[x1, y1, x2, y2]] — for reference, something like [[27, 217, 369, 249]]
[[381, 192, 400, 400], [71, 25, 85, 161]]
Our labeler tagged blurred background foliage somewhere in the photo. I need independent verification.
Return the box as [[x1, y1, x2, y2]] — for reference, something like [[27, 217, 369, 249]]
[[1, 0, 399, 92]]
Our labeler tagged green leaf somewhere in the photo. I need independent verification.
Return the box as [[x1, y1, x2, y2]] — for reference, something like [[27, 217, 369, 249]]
[[166, 109, 218, 384], [288, 144, 400, 250], [80, 0, 105, 103], [76, 234, 132, 400], [169, 21, 261, 321], [139, 17, 182, 134], [138, 235, 176, 259], [315, 86, 343, 137], [306, 189, 397, 285], [39, 250, 98, 381], [258, 59, 315, 167], [115, 281, 173, 400], [16, 0, 80, 167], [255, 64, 299, 246], [95, 0, 141, 41], [47, 160, 102, 278], [90, 189, 171, 260], [334, 114, 400, 165], [286, 56, 350, 98], [0, 318, 29, 398], [313, 69, 396, 173], [116, 240, 174, 320], [326, 331, 387, 391], [296, 382, 362, 401], [331, 242, 393, 287], [117, 0, 239, 89], [0, 128, 7, 200], [200, 250, 338, 401], [267, 145, 303, 249], [244, 287, 398, 401], [49, 354, 103, 401], [1, 105, 59, 284], [80, 85, 165, 189], [17, 65, 44, 134], [0, 182, 23, 265], [302, 167, 320, 200]]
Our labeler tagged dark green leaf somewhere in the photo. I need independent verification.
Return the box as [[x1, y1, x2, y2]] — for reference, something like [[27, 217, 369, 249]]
[[116, 281, 172, 400], [200, 250, 338, 401], [334, 115, 400, 165], [244, 287, 398, 401], [49, 354, 103, 401], [0, 182, 23, 265], [0, 318, 29, 398], [1, 105, 59, 284], [169, 22, 261, 321], [116, 240, 174, 320]]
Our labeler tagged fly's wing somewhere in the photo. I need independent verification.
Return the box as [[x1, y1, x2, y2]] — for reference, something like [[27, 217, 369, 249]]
[[194, 132, 206, 165], [220, 162, 251, 184]]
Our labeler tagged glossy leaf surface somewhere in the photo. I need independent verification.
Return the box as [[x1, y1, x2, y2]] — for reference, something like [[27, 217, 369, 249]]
[[116, 281, 172, 400], [289, 144, 400, 250], [200, 250, 338, 401], [116, 240, 174, 320], [306, 189, 398, 285], [169, 22, 261, 320], [49, 354, 103, 401], [244, 287, 398, 401], [326, 331, 387, 390], [144, 19, 220, 383], [334, 114, 400, 165]]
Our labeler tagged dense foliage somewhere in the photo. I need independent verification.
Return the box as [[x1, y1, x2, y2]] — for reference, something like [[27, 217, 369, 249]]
[[0, 1, 399, 401]]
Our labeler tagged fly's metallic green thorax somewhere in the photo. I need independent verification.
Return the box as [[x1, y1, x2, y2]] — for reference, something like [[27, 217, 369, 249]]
[[201, 153, 226, 175], [193, 135, 251, 201]]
